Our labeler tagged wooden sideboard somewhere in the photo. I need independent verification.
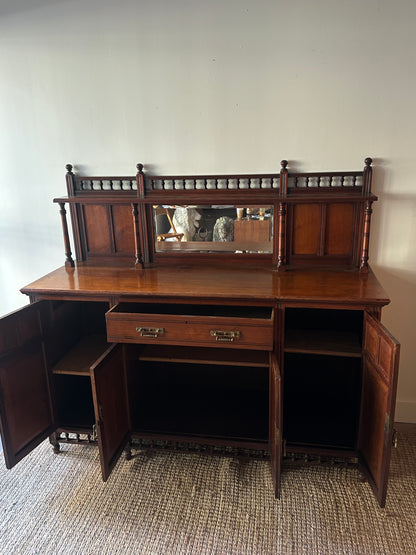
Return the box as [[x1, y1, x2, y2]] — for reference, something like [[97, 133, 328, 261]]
[[0, 159, 400, 507]]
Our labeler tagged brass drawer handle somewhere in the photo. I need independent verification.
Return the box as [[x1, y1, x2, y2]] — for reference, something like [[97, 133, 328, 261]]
[[136, 327, 165, 338], [210, 330, 241, 342]]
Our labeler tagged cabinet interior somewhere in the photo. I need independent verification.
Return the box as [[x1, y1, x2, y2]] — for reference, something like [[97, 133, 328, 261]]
[[283, 308, 363, 451], [46, 301, 271, 446], [129, 345, 269, 446], [47, 301, 110, 431], [110, 302, 273, 320]]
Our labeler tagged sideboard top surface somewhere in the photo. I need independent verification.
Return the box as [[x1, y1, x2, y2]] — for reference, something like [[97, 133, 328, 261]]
[[20, 262, 390, 307]]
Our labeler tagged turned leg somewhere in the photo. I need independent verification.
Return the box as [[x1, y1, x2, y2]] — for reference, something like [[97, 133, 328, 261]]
[[124, 439, 133, 460], [49, 432, 60, 454]]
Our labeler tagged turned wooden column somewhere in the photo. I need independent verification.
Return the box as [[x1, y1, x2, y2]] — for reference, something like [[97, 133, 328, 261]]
[[360, 199, 373, 273], [65, 164, 84, 261], [135, 163, 151, 267], [131, 202, 143, 268], [58, 202, 75, 267], [359, 158, 373, 273], [275, 160, 288, 271]]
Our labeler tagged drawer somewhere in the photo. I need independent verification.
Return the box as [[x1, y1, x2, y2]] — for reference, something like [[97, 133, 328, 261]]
[[106, 303, 274, 350]]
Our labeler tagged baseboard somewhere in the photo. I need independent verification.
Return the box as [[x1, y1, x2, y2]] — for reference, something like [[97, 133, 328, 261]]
[[395, 401, 416, 424]]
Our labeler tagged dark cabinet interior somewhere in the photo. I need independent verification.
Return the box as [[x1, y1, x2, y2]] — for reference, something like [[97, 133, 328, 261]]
[[284, 353, 361, 449], [3, 299, 273, 453], [283, 308, 364, 452], [128, 346, 269, 446], [46, 301, 110, 436], [53, 374, 95, 431]]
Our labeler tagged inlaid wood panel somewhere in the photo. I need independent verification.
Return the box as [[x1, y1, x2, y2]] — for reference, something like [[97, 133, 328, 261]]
[[291, 204, 321, 255], [82, 204, 135, 259], [325, 203, 355, 256], [111, 205, 135, 254], [83, 205, 112, 255]]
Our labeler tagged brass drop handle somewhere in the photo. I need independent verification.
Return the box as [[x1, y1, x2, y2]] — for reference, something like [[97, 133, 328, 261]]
[[210, 330, 241, 342], [136, 327, 165, 338]]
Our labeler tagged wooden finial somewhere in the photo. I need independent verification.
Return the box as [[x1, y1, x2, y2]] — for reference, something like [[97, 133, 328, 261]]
[[363, 157, 373, 196], [279, 160, 288, 198], [66, 164, 73, 174], [136, 163, 144, 174]]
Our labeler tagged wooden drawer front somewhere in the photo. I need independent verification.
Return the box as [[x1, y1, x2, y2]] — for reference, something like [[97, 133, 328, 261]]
[[106, 304, 274, 350]]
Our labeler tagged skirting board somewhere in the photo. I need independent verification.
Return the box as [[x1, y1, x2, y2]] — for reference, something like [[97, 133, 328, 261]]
[[395, 401, 416, 424]]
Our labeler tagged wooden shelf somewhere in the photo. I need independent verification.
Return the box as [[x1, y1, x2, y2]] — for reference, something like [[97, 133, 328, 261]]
[[139, 345, 269, 367], [52, 334, 109, 375], [284, 329, 362, 358]]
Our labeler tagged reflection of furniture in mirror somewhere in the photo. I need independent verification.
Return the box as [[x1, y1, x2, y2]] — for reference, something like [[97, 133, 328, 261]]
[[154, 206, 184, 242], [234, 219, 271, 244], [0, 157, 401, 510], [153, 204, 273, 254]]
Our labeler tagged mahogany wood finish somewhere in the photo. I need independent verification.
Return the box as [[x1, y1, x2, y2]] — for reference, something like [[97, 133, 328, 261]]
[[359, 313, 400, 506], [0, 158, 400, 508], [56, 158, 375, 271], [91, 343, 130, 481]]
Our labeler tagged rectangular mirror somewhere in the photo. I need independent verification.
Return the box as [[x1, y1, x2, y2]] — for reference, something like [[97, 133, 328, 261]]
[[154, 205, 273, 254]]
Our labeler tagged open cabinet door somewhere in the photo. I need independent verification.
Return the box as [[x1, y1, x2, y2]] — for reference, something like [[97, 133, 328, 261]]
[[0, 303, 54, 469], [358, 312, 400, 507], [91, 343, 130, 481], [270, 353, 282, 498]]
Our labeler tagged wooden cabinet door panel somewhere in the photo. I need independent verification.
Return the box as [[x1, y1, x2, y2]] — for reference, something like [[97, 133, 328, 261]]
[[91, 343, 130, 481], [291, 204, 322, 255], [358, 312, 400, 507], [0, 303, 54, 469], [270, 353, 282, 498]]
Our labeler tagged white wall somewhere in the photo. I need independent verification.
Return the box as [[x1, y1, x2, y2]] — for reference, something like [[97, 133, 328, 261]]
[[1, 0, 415, 421]]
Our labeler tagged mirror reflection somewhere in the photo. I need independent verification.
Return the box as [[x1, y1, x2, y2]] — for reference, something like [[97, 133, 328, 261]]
[[154, 205, 273, 253]]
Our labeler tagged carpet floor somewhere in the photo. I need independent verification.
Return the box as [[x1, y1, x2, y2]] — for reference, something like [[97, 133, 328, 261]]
[[0, 426, 415, 554]]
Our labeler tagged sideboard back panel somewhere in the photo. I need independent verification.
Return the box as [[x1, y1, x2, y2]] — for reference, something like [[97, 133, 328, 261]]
[[81, 204, 135, 261]]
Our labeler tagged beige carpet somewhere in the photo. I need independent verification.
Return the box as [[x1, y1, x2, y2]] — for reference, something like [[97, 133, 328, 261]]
[[0, 426, 415, 554]]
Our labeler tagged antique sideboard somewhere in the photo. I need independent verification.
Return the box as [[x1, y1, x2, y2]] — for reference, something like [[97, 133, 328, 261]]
[[0, 158, 400, 507]]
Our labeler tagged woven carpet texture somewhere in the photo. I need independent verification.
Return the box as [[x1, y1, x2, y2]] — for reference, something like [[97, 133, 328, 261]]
[[0, 426, 415, 555]]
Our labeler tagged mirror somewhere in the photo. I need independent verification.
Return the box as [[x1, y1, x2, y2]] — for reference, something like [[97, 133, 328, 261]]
[[154, 205, 273, 253]]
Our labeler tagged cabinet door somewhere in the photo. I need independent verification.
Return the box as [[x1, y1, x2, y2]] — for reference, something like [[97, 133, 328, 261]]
[[270, 353, 282, 498], [358, 312, 400, 507], [0, 303, 54, 469], [90, 343, 130, 481]]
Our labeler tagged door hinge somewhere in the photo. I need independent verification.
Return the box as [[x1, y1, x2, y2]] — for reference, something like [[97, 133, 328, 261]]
[[392, 428, 398, 448], [384, 412, 390, 435]]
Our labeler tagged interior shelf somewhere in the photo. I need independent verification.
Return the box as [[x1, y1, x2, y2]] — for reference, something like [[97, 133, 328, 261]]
[[284, 329, 362, 357], [52, 334, 109, 375], [139, 345, 269, 367]]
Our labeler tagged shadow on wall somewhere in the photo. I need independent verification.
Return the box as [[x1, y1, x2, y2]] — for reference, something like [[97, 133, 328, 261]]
[[371, 265, 416, 423], [0, 0, 61, 17]]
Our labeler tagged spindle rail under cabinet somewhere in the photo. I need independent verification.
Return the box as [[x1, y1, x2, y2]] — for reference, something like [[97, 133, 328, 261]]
[[0, 158, 400, 507]]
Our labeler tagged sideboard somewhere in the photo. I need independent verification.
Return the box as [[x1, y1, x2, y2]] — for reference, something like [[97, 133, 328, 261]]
[[0, 158, 400, 507]]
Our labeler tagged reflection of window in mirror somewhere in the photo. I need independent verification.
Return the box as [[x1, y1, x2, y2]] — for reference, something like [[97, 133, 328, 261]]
[[154, 205, 273, 254]]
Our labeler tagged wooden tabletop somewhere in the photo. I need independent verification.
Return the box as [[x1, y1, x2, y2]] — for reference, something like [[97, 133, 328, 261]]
[[20, 262, 390, 307]]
